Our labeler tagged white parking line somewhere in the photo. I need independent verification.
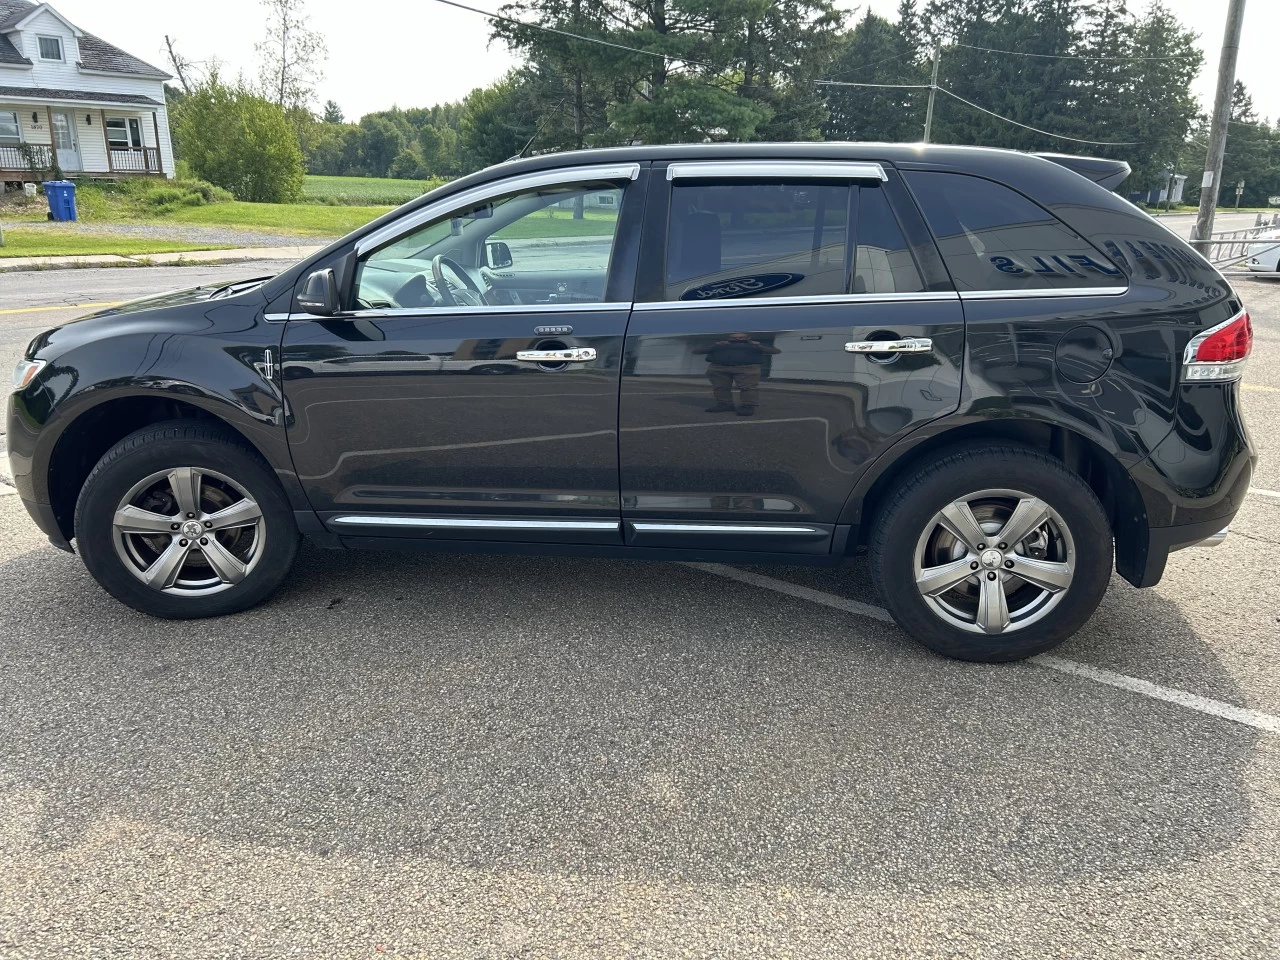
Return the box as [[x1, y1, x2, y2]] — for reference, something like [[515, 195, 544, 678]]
[[1249, 487, 1280, 501], [685, 562, 1280, 735]]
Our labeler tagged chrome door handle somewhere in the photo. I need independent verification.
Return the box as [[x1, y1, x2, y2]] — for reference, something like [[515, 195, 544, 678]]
[[516, 347, 597, 363], [844, 338, 933, 354]]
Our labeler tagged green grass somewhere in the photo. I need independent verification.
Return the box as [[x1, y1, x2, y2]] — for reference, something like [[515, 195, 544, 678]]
[[493, 207, 618, 240], [161, 200, 392, 235], [0, 229, 233, 258], [303, 174, 447, 206]]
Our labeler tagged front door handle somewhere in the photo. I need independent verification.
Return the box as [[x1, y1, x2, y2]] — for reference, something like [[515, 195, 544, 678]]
[[517, 347, 597, 363], [844, 338, 933, 354]]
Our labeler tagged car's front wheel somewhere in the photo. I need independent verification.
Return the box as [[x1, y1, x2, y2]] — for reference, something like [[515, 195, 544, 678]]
[[75, 421, 299, 619], [869, 444, 1113, 662]]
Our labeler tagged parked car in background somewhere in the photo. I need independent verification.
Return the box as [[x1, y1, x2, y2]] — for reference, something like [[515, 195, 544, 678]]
[[9, 143, 1256, 663], [1247, 231, 1280, 273]]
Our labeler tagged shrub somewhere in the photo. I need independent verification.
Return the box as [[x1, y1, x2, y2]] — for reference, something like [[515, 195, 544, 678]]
[[174, 74, 305, 203]]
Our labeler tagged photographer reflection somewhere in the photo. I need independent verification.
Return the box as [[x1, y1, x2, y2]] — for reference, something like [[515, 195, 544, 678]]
[[694, 332, 780, 416]]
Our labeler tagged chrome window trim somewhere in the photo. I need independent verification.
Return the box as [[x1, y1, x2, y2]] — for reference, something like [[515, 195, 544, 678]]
[[631, 522, 826, 535], [667, 160, 888, 181], [957, 286, 1128, 300], [286, 301, 633, 323], [329, 516, 620, 531], [355, 162, 641, 256], [633, 291, 960, 311]]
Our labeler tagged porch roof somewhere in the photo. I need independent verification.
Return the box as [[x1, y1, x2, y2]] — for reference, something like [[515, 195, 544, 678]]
[[0, 85, 162, 107]]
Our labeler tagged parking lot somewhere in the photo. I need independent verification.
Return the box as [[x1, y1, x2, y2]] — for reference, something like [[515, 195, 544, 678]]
[[0, 265, 1278, 958]]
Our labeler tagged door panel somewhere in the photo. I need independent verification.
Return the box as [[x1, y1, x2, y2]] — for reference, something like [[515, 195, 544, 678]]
[[618, 298, 965, 529], [282, 307, 627, 541]]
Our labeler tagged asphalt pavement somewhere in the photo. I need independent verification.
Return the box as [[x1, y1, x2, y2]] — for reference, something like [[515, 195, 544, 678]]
[[0, 264, 1278, 958]]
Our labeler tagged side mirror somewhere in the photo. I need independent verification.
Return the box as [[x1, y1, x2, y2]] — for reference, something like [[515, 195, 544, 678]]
[[485, 240, 513, 269], [297, 268, 339, 316]]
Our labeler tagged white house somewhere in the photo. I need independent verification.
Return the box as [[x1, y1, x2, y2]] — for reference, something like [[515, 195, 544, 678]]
[[0, 0, 174, 183]]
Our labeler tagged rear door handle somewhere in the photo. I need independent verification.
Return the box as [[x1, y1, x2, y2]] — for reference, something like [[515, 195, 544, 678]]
[[516, 347, 597, 363], [844, 338, 933, 354]]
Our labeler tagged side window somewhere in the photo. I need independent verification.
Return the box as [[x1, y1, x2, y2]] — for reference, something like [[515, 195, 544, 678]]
[[355, 181, 624, 309], [665, 181, 849, 301], [853, 185, 923, 294], [903, 171, 1124, 292]]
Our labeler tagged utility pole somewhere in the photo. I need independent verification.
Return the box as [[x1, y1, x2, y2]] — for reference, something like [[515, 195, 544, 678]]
[[923, 42, 940, 143], [1191, 0, 1247, 256]]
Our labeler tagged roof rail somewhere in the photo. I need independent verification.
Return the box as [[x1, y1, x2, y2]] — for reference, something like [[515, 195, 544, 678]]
[[1034, 153, 1131, 190]]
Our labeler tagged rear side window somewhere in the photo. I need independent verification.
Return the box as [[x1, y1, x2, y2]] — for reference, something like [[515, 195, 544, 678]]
[[903, 171, 1123, 292], [853, 185, 924, 294], [665, 181, 849, 301]]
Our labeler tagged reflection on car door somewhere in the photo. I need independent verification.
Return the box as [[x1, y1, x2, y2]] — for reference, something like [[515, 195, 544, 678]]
[[618, 161, 965, 554], [281, 164, 646, 545]]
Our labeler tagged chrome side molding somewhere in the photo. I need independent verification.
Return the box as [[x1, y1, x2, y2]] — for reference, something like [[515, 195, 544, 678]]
[[328, 517, 620, 531]]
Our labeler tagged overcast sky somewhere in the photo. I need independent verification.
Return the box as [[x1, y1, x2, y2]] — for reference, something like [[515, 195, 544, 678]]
[[55, 0, 1279, 131]]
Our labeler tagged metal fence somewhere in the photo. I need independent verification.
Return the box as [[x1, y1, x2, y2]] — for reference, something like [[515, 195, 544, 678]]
[[1204, 214, 1280, 266]]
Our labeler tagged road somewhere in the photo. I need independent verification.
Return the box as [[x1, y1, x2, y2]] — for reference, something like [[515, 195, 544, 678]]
[[0, 264, 1279, 958]]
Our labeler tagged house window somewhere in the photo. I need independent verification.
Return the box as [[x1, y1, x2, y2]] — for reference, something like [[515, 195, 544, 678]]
[[105, 117, 142, 148], [0, 111, 20, 146], [597, 194, 615, 205], [37, 36, 63, 61]]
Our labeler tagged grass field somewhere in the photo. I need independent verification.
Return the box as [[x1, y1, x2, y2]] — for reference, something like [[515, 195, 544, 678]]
[[493, 208, 619, 239], [0, 229, 233, 258], [163, 201, 392, 235], [303, 175, 445, 206]]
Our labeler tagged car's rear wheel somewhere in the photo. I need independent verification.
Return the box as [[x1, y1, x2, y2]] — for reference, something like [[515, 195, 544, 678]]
[[75, 421, 299, 619], [869, 444, 1113, 662]]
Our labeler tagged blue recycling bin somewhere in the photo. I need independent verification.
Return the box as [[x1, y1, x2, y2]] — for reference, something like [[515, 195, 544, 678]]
[[42, 180, 77, 222]]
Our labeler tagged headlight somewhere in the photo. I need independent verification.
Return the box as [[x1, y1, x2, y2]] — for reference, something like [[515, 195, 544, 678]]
[[12, 359, 46, 391]]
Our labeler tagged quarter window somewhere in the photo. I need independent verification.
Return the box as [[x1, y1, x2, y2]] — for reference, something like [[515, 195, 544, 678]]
[[903, 171, 1123, 292], [853, 185, 923, 294], [355, 180, 624, 310], [664, 181, 849, 302], [0, 111, 20, 145], [37, 36, 63, 61]]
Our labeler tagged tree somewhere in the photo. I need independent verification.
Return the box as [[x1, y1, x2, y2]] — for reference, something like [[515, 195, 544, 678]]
[[256, 0, 328, 112], [457, 74, 539, 170], [174, 73, 305, 202], [824, 9, 926, 143], [322, 99, 344, 124], [358, 115, 405, 177]]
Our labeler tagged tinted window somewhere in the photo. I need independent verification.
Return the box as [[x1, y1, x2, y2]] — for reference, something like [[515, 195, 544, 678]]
[[356, 181, 622, 309], [665, 182, 849, 301], [853, 186, 923, 294], [903, 171, 1123, 291]]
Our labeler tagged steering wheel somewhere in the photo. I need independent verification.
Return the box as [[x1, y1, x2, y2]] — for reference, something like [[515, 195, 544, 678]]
[[431, 255, 487, 307]]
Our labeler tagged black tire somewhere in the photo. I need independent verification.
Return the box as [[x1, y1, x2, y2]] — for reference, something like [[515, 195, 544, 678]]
[[869, 443, 1113, 663], [74, 420, 299, 619]]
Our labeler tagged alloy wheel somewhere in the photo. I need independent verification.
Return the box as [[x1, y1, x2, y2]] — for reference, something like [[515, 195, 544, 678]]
[[912, 488, 1075, 635], [111, 467, 266, 596]]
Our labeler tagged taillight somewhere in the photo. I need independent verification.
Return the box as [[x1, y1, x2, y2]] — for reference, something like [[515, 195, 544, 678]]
[[1183, 310, 1252, 382]]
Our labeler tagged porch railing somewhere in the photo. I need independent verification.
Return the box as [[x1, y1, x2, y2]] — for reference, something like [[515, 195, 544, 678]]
[[0, 143, 54, 174], [108, 146, 161, 174]]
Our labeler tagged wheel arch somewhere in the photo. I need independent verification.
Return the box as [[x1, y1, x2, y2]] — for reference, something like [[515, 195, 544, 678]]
[[846, 417, 1150, 584], [44, 391, 282, 543]]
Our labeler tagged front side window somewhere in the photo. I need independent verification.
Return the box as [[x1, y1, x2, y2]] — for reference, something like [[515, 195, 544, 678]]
[[664, 181, 849, 302], [903, 171, 1124, 292], [853, 185, 924, 294], [37, 36, 62, 61], [0, 111, 20, 145], [355, 180, 624, 310]]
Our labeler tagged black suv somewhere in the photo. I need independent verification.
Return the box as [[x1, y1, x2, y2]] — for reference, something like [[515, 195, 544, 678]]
[[8, 144, 1256, 662]]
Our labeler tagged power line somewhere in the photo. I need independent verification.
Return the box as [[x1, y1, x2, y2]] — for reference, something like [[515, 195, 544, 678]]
[[952, 41, 1197, 62], [429, 0, 717, 69], [815, 80, 931, 89], [935, 87, 1144, 145]]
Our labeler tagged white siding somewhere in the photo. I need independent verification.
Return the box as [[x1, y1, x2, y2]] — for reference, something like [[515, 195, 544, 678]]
[[14, 9, 81, 88], [0, 7, 174, 179]]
